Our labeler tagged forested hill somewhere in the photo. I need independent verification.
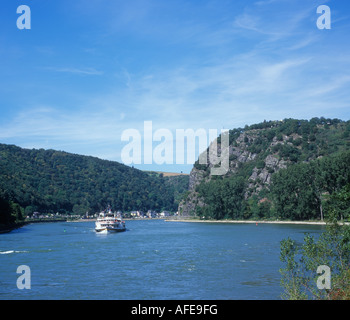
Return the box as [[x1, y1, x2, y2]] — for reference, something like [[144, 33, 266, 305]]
[[179, 117, 350, 221], [0, 144, 187, 224]]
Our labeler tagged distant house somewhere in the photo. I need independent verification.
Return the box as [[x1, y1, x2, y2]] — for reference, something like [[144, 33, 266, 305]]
[[160, 211, 171, 217], [138, 211, 146, 217], [147, 210, 157, 218], [131, 210, 146, 218], [33, 212, 40, 218]]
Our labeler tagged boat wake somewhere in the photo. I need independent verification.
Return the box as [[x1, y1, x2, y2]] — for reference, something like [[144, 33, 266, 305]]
[[0, 250, 28, 255]]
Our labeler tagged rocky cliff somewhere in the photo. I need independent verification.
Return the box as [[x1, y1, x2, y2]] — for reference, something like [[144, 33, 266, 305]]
[[178, 118, 350, 216]]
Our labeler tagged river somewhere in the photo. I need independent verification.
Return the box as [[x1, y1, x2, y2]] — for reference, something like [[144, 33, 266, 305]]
[[0, 219, 324, 300]]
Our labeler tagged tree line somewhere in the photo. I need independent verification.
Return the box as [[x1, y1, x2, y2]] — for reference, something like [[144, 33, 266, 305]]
[[0, 144, 188, 226], [271, 151, 350, 221], [195, 150, 350, 221], [191, 118, 350, 221]]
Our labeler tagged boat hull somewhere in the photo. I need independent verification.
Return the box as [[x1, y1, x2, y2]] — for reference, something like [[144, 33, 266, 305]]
[[95, 226, 126, 233]]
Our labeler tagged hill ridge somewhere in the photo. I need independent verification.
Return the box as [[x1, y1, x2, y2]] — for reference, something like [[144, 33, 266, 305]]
[[179, 117, 350, 220], [0, 143, 188, 224]]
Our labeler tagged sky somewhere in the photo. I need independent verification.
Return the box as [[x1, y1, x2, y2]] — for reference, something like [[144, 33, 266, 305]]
[[0, 0, 350, 173]]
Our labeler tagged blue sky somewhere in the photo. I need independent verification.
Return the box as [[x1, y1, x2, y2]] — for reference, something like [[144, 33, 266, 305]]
[[0, 0, 350, 173]]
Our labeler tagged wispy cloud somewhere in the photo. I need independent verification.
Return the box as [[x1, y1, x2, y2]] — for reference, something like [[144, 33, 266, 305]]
[[233, 13, 285, 37], [1, 0, 349, 172], [2, 49, 345, 159], [46, 67, 103, 75]]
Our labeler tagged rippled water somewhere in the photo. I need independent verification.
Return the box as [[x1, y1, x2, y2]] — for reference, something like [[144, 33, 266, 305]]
[[0, 220, 323, 300]]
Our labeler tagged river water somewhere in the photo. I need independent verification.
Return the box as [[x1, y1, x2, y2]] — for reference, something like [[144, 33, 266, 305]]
[[0, 219, 323, 300]]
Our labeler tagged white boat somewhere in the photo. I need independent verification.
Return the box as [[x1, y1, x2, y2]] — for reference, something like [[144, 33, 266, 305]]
[[95, 207, 126, 233]]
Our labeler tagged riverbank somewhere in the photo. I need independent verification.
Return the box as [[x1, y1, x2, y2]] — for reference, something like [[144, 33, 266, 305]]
[[26, 218, 67, 223], [165, 218, 350, 226], [68, 217, 166, 222], [0, 221, 28, 234], [71, 217, 349, 226], [1, 218, 69, 233]]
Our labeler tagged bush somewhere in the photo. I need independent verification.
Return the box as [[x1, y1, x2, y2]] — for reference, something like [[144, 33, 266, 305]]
[[280, 214, 350, 300]]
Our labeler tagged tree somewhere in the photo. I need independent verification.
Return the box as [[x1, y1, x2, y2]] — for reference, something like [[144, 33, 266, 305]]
[[0, 193, 24, 226], [0, 196, 14, 225], [196, 176, 246, 220], [326, 184, 350, 221], [271, 163, 320, 220], [280, 214, 350, 300], [271, 151, 350, 221]]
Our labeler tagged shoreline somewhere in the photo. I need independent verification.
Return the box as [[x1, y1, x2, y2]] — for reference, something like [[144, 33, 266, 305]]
[[0, 222, 28, 234], [165, 219, 350, 226], [17, 218, 350, 226], [71, 218, 349, 226]]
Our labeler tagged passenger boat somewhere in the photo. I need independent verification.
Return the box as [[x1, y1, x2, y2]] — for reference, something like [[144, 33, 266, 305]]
[[95, 206, 126, 233]]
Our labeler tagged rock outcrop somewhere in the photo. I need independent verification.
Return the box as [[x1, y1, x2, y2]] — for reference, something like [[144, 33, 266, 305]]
[[179, 126, 295, 216]]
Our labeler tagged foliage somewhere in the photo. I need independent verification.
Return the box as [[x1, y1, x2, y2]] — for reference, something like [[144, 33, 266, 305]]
[[187, 118, 350, 221], [164, 175, 189, 207], [271, 151, 350, 221], [0, 144, 187, 221], [0, 190, 23, 225], [196, 176, 246, 220], [240, 117, 350, 162], [327, 184, 350, 221], [280, 214, 350, 300]]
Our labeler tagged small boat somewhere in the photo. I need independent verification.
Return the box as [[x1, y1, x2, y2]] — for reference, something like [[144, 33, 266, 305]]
[[95, 206, 126, 233]]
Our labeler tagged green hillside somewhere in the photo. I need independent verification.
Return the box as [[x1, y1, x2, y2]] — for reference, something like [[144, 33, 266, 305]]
[[179, 117, 350, 221], [0, 144, 187, 226]]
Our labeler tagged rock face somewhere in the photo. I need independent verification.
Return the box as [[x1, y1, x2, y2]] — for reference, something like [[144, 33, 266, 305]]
[[178, 166, 207, 216], [178, 118, 350, 217], [246, 155, 287, 197], [178, 128, 292, 216]]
